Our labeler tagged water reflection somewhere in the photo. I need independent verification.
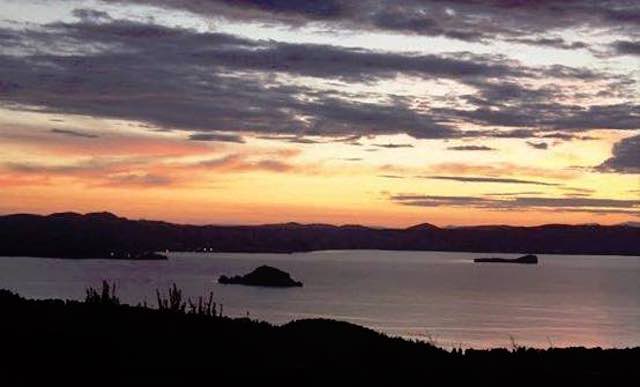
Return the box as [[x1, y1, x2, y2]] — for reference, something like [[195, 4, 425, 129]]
[[0, 250, 638, 349]]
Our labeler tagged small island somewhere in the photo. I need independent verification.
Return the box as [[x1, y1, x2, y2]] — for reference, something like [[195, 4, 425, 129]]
[[474, 254, 538, 264], [218, 265, 303, 287]]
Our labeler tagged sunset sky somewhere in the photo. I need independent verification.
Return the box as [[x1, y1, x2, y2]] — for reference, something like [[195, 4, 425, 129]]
[[1, 0, 639, 226]]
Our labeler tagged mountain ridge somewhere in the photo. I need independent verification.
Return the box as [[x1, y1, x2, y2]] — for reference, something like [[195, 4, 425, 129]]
[[0, 211, 638, 258]]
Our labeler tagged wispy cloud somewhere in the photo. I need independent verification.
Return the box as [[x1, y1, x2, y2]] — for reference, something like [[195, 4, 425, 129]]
[[372, 143, 414, 149], [421, 176, 560, 186], [424, 162, 577, 180], [391, 194, 640, 216], [526, 141, 549, 150], [99, 173, 173, 188], [447, 145, 496, 151], [561, 187, 596, 194], [484, 192, 545, 196], [193, 149, 302, 174], [188, 133, 245, 143], [51, 128, 99, 139]]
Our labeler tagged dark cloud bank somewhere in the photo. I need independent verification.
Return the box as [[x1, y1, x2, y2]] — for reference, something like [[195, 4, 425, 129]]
[[100, 0, 640, 45], [0, 4, 638, 175], [597, 134, 640, 174], [0, 14, 636, 141]]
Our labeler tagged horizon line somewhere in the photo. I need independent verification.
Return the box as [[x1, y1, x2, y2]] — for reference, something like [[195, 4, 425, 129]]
[[1, 210, 636, 230]]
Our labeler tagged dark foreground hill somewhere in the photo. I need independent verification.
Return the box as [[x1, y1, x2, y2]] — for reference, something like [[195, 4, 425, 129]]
[[0, 211, 639, 258], [0, 287, 638, 386]]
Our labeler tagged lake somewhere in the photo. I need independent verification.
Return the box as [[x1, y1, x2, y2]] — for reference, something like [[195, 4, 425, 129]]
[[1, 250, 639, 349]]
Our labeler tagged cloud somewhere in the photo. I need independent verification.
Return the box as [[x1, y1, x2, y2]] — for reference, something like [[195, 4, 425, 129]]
[[21, 18, 526, 83], [421, 176, 560, 186], [0, 18, 468, 139], [438, 102, 640, 133], [4, 160, 112, 175], [424, 162, 577, 180], [286, 137, 324, 144], [378, 174, 405, 179], [0, 147, 305, 189], [484, 191, 545, 196], [256, 135, 360, 144], [188, 133, 245, 143], [596, 134, 640, 173], [563, 193, 592, 198], [0, 174, 55, 188], [0, 15, 632, 142], [99, 1, 640, 47], [465, 129, 536, 139], [72, 8, 113, 23], [1, 153, 166, 178], [129, 0, 348, 22], [390, 194, 640, 215], [1, 157, 161, 187], [51, 128, 99, 139], [561, 187, 596, 194], [612, 40, 640, 56], [1, 127, 212, 157], [197, 154, 243, 169], [447, 145, 496, 151], [537, 132, 599, 141], [101, 173, 172, 187], [526, 141, 549, 150], [251, 160, 294, 172], [372, 143, 414, 148], [507, 37, 589, 50], [558, 208, 640, 217], [194, 151, 298, 173], [391, 194, 492, 207], [510, 197, 640, 209]]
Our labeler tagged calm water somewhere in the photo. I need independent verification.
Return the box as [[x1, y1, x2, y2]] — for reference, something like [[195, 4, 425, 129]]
[[1, 250, 639, 349]]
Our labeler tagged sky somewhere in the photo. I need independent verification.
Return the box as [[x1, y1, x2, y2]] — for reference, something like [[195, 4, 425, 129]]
[[0, 0, 639, 227]]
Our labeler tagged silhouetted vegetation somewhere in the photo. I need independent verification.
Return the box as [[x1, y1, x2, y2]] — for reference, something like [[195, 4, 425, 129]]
[[0, 285, 638, 386], [85, 280, 120, 305], [156, 283, 186, 313], [154, 283, 221, 317]]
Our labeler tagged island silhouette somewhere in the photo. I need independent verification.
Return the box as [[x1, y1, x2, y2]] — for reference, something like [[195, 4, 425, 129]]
[[474, 254, 539, 264], [219, 265, 303, 287]]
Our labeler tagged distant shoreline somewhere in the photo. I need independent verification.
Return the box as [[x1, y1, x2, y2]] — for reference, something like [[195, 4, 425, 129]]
[[1, 211, 639, 258], [2, 249, 640, 260]]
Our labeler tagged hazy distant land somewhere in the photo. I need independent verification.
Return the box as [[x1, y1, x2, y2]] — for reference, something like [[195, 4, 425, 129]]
[[1, 212, 638, 259]]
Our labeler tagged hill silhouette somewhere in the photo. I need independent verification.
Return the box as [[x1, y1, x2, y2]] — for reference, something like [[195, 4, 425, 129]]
[[0, 287, 638, 386], [0, 211, 638, 258]]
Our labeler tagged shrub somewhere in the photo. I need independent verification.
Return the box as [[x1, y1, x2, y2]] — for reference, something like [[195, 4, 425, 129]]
[[85, 281, 120, 306]]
